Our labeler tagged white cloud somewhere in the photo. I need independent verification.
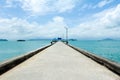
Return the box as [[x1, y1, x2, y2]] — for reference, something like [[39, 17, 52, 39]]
[[70, 4, 120, 39], [5, 0, 20, 8], [0, 16, 66, 40], [1, 1, 120, 40], [94, 3, 120, 28], [94, 0, 113, 8], [81, 4, 92, 10], [81, 0, 114, 9], [6, 0, 77, 15], [54, 0, 76, 13], [5, 0, 13, 7]]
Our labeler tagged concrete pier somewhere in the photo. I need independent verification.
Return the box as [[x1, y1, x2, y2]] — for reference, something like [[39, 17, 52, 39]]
[[0, 42, 120, 80]]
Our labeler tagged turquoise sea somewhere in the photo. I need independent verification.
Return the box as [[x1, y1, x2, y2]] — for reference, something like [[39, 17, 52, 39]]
[[0, 40, 120, 64], [69, 40, 120, 63], [0, 40, 50, 62]]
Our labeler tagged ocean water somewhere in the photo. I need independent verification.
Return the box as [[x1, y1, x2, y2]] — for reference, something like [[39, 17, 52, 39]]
[[0, 40, 120, 64], [69, 40, 120, 63], [0, 40, 50, 62]]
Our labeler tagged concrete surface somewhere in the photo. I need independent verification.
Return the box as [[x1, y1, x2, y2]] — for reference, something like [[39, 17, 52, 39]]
[[0, 42, 120, 80]]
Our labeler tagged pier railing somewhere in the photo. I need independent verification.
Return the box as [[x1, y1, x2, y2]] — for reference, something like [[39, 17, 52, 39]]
[[68, 44, 120, 76], [0, 44, 52, 75]]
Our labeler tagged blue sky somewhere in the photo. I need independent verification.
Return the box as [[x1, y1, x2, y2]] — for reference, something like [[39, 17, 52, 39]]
[[0, 0, 120, 40]]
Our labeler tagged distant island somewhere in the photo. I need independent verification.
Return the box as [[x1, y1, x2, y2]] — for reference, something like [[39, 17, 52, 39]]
[[0, 39, 8, 41], [68, 39, 77, 41], [97, 38, 116, 41], [17, 40, 26, 42], [102, 38, 115, 41]]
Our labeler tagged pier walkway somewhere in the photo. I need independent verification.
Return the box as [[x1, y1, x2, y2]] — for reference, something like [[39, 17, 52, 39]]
[[0, 42, 120, 80]]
